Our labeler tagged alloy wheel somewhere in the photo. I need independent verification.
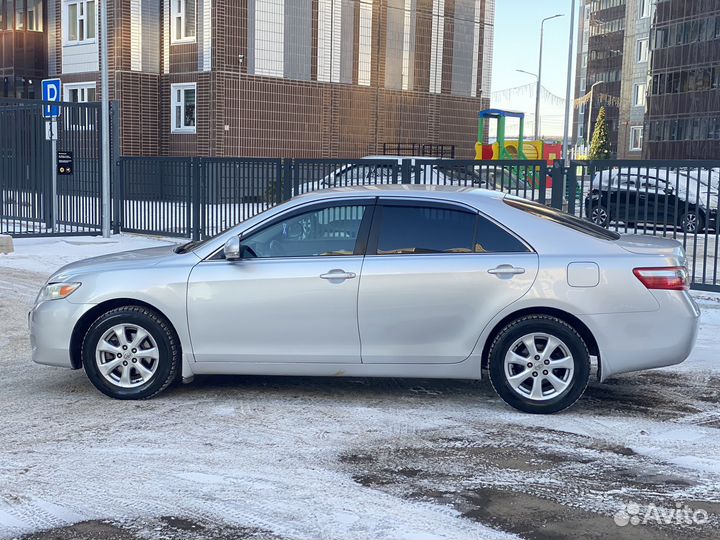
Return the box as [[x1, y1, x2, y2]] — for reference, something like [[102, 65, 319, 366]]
[[95, 323, 160, 388], [681, 213, 698, 233], [591, 206, 608, 226], [503, 332, 575, 401]]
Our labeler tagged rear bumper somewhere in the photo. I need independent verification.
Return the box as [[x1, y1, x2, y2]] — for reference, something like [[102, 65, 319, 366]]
[[29, 299, 92, 369], [586, 290, 700, 381]]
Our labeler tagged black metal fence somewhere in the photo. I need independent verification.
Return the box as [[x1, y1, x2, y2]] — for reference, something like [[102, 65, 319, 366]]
[[114, 157, 551, 240], [0, 98, 103, 236]]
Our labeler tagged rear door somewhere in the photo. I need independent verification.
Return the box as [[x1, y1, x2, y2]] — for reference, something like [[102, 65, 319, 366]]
[[357, 199, 539, 364]]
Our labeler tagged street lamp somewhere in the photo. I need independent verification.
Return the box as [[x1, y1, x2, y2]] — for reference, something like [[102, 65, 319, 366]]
[[535, 13, 564, 141]]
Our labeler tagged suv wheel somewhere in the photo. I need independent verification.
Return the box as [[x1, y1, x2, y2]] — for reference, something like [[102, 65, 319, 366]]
[[589, 204, 609, 227], [680, 211, 703, 234], [82, 306, 180, 399], [488, 315, 590, 414]]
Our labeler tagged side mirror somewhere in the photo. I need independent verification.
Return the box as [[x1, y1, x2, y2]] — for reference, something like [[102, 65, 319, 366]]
[[223, 237, 241, 261], [665, 186, 674, 195]]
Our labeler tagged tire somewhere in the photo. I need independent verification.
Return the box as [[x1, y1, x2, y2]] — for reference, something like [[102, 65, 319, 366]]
[[589, 203, 610, 227], [680, 211, 704, 234], [81, 306, 180, 400], [488, 315, 590, 414]]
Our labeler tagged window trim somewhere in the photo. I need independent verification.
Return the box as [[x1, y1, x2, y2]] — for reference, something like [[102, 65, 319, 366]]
[[171, 0, 196, 44], [365, 199, 533, 257], [171, 82, 197, 134], [64, 0, 97, 45]]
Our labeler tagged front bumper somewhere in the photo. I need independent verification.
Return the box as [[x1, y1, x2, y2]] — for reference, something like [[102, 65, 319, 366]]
[[29, 299, 93, 368], [585, 290, 700, 381]]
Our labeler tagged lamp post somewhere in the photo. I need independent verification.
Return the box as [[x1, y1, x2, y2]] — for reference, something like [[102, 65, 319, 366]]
[[535, 13, 564, 141], [516, 70, 538, 136], [562, 0, 576, 163]]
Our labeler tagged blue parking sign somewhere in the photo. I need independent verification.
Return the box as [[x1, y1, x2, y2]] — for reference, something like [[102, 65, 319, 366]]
[[42, 78, 62, 118]]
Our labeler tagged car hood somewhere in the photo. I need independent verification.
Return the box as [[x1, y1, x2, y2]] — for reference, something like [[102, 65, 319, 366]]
[[616, 234, 685, 258], [50, 245, 187, 281]]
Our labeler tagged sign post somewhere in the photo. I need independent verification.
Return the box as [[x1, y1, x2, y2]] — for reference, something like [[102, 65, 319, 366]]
[[42, 79, 62, 232]]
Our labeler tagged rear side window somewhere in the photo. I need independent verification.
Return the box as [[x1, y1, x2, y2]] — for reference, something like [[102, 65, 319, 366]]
[[504, 197, 620, 241], [374, 204, 530, 254]]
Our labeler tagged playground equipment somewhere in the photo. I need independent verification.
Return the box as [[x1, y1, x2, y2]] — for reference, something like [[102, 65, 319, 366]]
[[475, 108, 562, 165]]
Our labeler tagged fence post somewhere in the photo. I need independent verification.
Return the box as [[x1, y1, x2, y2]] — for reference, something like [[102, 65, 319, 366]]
[[191, 158, 201, 241], [400, 158, 411, 184], [111, 100, 121, 234], [281, 159, 292, 202], [550, 160, 565, 210], [565, 163, 578, 215]]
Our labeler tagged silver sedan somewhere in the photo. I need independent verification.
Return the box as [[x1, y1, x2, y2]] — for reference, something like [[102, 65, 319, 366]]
[[30, 186, 700, 413]]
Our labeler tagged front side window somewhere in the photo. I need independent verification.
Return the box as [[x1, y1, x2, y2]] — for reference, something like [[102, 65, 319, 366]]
[[171, 83, 196, 133], [171, 0, 196, 43], [242, 205, 368, 258], [66, 0, 96, 43], [374, 205, 528, 255]]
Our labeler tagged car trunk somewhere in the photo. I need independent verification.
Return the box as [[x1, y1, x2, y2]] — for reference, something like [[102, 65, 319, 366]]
[[616, 234, 685, 258]]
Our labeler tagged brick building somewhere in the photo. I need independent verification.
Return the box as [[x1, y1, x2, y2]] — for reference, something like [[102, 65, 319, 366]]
[[44, 0, 495, 158]]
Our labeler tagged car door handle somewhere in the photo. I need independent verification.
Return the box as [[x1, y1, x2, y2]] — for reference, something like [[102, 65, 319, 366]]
[[488, 265, 526, 276], [320, 270, 357, 280]]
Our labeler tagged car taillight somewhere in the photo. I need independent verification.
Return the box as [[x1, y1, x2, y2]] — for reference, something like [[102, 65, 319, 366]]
[[633, 267, 689, 290]]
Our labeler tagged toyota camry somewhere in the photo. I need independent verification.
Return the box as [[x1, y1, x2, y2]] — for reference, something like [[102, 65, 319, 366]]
[[30, 186, 700, 413]]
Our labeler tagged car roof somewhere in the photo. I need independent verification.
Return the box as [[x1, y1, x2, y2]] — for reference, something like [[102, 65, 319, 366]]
[[361, 155, 449, 162], [295, 184, 506, 203]]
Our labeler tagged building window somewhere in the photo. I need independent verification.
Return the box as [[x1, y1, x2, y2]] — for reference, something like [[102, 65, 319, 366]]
[[638, 0, 651, 19], [636, 38, 649, 63], [429, 0, 445, 94], [629, 126, 643, 151], [633, 83, 646, 107], [64, 82, 96, 102], [171, 83, 196, 133], [66, 1, 97, 43], [317, 0, 343, 83], [253, 0, 284, 77], [580, 77, 586, 92], [357, 0, 373, 86], [171, 0, 196, 44]]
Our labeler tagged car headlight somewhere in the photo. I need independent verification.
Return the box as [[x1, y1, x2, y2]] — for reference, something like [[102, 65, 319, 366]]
[[36, 282, 81, 303]]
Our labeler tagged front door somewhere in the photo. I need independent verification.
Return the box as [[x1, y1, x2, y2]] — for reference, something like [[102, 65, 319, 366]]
[[187, 201, 373, 363], [358, 200, 538, 364]]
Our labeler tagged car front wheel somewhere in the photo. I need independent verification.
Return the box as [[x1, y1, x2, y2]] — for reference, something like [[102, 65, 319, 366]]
[[488, 315, 590, 414], [81, 306, 180, 399]]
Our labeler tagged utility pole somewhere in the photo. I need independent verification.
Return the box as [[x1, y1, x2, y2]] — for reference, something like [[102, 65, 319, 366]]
[[100, 0, 111, 238], [536, 14, 564, 141], [562, 0, 576, 163]]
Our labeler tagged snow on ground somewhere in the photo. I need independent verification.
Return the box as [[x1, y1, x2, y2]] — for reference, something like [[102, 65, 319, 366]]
[[0, 234, 180, 274], [1, 235, 719, 539]]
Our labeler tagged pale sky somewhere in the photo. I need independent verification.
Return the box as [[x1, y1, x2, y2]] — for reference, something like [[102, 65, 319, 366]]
[[492, 0, 579, 98]]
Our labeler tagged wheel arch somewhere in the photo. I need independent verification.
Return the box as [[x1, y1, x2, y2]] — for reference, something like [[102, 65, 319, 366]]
[[69, 298, 181, 369], [480, 306, 601, 376]]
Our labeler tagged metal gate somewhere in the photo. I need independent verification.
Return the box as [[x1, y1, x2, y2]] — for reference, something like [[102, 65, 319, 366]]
[[0, 97, 103, 237]]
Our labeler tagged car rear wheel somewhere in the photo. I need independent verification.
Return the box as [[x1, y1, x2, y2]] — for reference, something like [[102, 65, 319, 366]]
[[488, 315, 590, 414], [81, 306, 180, 399], [589, 204, 609, 227], [680, 211, 703, 234]]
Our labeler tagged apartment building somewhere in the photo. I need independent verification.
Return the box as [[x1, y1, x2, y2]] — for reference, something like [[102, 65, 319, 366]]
[[0, 0, 47, 98], [572, 0, 627, 157], [644, 0, 720, 159], [42, 0, 494, 158], [574, 0, 720, 159]]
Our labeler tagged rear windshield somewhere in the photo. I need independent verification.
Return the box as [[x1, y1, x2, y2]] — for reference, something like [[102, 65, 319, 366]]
[[504, 197, 621, 241]]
